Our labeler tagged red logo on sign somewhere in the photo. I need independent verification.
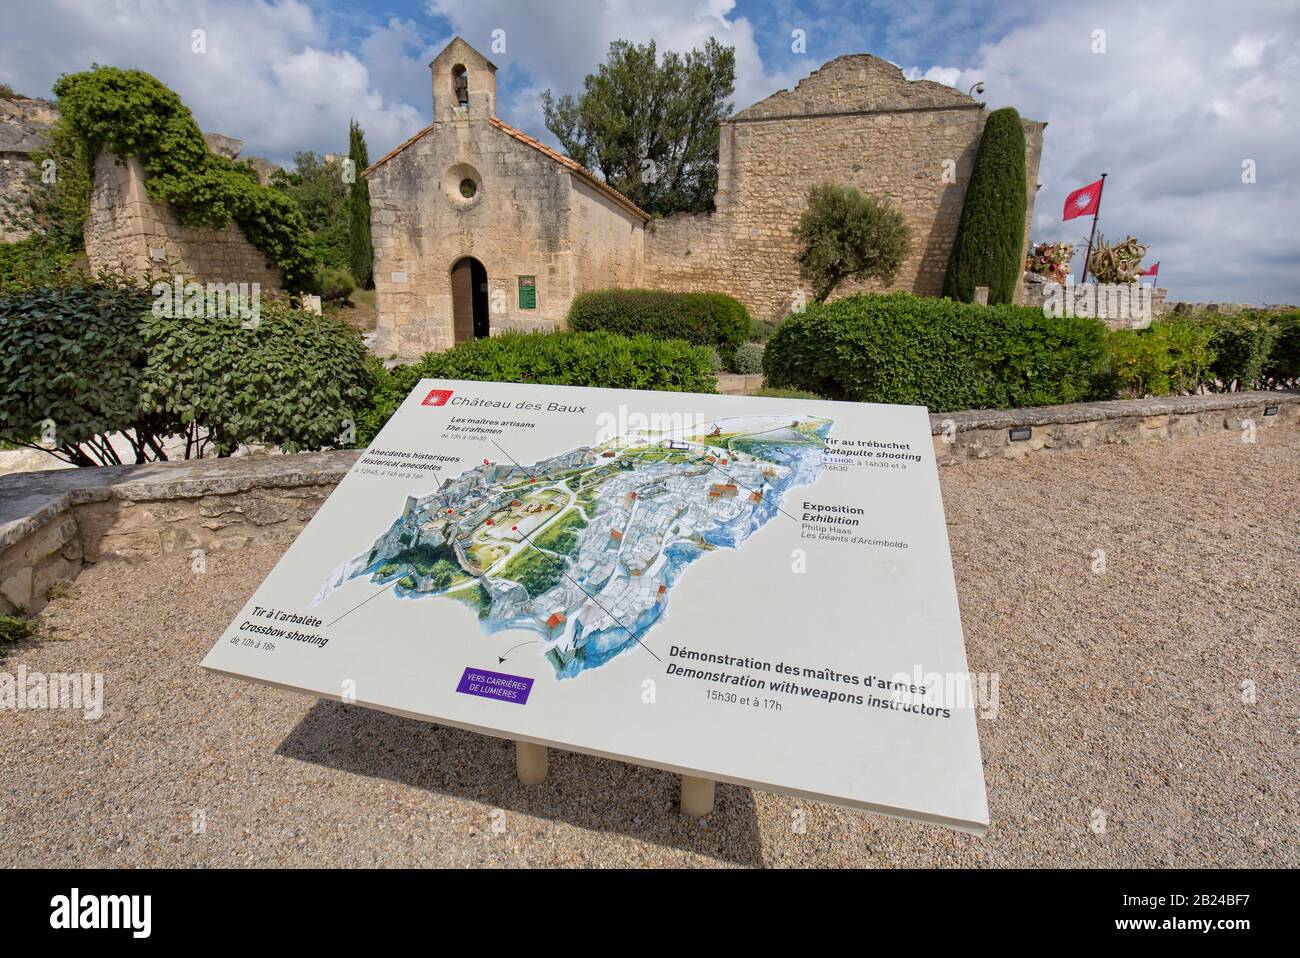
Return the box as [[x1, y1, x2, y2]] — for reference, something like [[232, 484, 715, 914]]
[[422, 389, 453, 407]]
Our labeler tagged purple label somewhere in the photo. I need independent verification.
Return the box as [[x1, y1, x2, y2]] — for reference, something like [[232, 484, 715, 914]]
[[455, 667, 534, 705]]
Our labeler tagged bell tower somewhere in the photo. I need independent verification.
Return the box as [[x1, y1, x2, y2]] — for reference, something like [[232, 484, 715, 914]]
[[430, 37, 497, 123]]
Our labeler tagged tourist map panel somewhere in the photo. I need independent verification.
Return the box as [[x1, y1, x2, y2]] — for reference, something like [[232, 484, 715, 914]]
[[203, 380, 989, 832]]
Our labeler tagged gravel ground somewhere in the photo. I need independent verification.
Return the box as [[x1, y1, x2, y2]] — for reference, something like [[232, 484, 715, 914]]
[[2, 428, 1296, 868]]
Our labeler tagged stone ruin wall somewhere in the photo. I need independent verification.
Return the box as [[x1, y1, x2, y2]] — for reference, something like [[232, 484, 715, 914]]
[[84, 150, 283, 291], [0, 95, 58, 243], [644, 55, 1045, 324]]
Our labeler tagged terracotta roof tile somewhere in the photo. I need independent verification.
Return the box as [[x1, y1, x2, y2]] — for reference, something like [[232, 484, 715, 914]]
[[487, 117, 648, 221]]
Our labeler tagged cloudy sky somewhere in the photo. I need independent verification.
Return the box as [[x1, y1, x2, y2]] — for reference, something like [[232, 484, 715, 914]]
[[2, 0, 1297, 303]]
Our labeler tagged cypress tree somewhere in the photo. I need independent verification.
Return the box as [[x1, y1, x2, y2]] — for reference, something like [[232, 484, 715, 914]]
[[347, 119, 374, 289], [943, 107, 1027, 304]]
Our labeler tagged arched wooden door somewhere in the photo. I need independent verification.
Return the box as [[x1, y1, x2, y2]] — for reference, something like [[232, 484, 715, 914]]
[[451, 257, 489, 344]]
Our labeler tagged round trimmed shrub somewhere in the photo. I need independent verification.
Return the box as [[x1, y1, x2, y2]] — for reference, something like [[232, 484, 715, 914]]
[[319, 267, 356, 303], [732, 341, 764, 374], [567, 288, 750, 365]]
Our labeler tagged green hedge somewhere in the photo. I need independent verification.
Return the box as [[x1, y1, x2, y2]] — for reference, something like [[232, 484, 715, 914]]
[[0, 282, 159, 463], [1105, 321, 1216, 397], [1111, 310, 1300, 394], [360, 332, 717, 444], [1264, 311, 1300, 386], [567, 289, 750, 365], [763, 292, 1108, 411]]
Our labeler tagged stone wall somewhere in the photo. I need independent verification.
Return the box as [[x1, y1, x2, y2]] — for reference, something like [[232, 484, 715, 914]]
[[1021, 274, 1298, 325], [83, 150, 283, 290], [1021, 274, 1165, 328], [0, 95, 58, 243], [931, 390, 1298, 464], [644, 55, 1045, 323], [0, 452, 353, 615], [3, 392, 1293, 614]]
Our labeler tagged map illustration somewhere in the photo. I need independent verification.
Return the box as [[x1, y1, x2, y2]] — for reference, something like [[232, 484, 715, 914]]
[[314, 415, 832, 678]]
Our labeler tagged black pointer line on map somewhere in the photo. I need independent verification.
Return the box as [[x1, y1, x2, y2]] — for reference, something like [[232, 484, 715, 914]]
[[326, 579, 398, 628], [706, 461, 802, 524], [497, 640, 537, 664]]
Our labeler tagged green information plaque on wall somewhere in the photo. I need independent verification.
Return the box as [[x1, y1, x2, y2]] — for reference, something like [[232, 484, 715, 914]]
[[518, 276, 536, 309]]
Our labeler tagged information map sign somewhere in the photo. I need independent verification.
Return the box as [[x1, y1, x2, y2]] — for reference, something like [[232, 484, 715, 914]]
[[203, 380, 989, 833]]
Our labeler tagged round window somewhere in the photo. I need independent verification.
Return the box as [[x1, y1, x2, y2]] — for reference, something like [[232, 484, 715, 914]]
[[459, 178, 477, 199]]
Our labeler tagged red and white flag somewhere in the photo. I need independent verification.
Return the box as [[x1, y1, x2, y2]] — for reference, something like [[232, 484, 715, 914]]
[[1141, 261, 1160, 278], [1063, 178, 1103, 221]]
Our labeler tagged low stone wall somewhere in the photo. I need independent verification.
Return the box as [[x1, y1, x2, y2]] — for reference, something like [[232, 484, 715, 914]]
[[1, 391, 1295, 614], [932, 390, 1298, 464], [0, 452, 355, 615]]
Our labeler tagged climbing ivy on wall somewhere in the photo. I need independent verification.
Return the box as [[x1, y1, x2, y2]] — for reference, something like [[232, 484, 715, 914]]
[[52, 66, 316, 291]]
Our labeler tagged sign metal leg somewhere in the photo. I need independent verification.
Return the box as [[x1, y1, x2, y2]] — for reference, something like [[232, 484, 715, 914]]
[[515, 740, 548, 785], [680, 774, 715, 818]]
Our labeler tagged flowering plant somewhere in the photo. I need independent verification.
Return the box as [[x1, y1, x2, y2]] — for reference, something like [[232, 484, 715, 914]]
[[1025, 241, 1074, 283]]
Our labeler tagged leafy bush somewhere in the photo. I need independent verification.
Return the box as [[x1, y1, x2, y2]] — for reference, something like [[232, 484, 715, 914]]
[[943, 107, 1027, 305], [732, 341, 764, 374], [1193, 313, 1280, 391], [1263, 311, 1300, 386], [793, 184, 910, 302], [319, 267, 356, 304], [398, 331, 716, 394], [0, 281, 172, 464], [0, 615, 38, 656], [270, 152, 350, 273], [0, 237, 83, 296], [141, 300, 370, 455], [53, 67, 316, 290], [763, 291, 1108, 412], [567, 288, 750, 366], [1105, 322, 1216, 398], [748, 319, 778, 343]]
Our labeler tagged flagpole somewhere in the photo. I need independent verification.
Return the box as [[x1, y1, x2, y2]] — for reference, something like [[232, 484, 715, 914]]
[[1079, 172, 1107, 284]]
